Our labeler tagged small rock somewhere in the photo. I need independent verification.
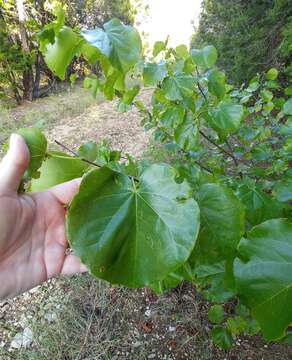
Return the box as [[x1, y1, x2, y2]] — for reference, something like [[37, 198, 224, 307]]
[[44, 312, 57, 323], [148, 354, 156, 359], [145, 309, 151, 317], [133, 341, 142, 348], [22, 327, 33, 348], [10, 333, 23, 350], [10, 327, 33, 349], [29, 286, 40, 294], [168, 326, 176, 332], [19, 314, 28, 328]]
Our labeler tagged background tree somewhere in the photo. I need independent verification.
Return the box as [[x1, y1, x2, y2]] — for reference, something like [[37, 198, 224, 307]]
[[192, 0, 292, 84], [0, 0, 137, 104]]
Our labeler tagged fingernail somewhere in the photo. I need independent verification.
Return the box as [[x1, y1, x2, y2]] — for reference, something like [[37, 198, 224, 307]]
[[8, 134, 19, 157], [9, 133, 17, 148]]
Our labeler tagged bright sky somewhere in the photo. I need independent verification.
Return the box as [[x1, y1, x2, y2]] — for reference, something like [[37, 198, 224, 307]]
[[136, 0, 202, 48]]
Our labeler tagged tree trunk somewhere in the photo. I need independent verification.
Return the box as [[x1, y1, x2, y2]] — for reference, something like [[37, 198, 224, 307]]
[[16, 0, 34, 101]]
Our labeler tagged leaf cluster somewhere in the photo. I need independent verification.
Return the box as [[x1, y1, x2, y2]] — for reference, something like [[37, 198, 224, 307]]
[[14, 15, 292, 350]]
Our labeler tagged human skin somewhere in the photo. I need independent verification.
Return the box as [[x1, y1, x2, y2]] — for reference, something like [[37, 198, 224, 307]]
[[0, 134, 86, 299]]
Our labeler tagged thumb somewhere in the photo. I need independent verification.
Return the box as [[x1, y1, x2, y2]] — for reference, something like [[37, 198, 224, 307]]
[[0, 134, 30, 194]]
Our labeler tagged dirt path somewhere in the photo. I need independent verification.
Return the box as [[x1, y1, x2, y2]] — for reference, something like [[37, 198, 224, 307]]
[[46, 90, 152, 158]]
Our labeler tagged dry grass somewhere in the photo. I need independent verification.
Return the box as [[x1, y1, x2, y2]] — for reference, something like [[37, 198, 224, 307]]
[[0, 84, 101, 154]]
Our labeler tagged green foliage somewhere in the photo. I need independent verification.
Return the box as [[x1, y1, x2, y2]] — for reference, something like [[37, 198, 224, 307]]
[[18, 15, 292, 350], [191, 45, 218, 69], [235, 219, 292, 341], [143, 62, 168, 86], [208, 305, 225, 324], [67, 164, 200, 287], [191, 183, 244, 264], [17, 127, 47, 180], [30, 152, 90, 192], [44, 27, 82, 80], [82, 18, 142, 74], [192, 0, 292, 83], [211, 326, 233, 349], [206, 102, 244, 140], [0, 0, 137, 103]]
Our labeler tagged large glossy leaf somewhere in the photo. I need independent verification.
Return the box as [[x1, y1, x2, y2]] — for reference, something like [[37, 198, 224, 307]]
[[237, 184, 283, 227], [207, 102, 244, 139], [82, 18, 142, 74], [30, 152, 90, 192], [162, 73, 194, 101], [43, 27, 82, 80], [67, 164, 200, 287], [17, 128, 47, 179], [234, 219, 292, 340], [191, 45, 218, 69], [191, 183, 245, 264], [143, 62, 168, 86]]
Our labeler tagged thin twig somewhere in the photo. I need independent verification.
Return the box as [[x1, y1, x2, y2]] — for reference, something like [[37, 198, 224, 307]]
[[194, 160, 213, 174], [225, 138, 239, 166], [199, 131, 239, 166], [54, 140, 100, 168], [196, 66, 207, 101]]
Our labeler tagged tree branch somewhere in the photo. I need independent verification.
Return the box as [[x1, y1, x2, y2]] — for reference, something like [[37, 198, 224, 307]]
[[199, 131, 239, 166], [54, 140, 100, 168]]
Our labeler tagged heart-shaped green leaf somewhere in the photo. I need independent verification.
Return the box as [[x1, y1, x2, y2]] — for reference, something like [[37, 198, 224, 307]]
[[234, 219, 292, 340], [42, 27, 82, 80], [191, 45, 218, 69], [162, 73, 194, 101], [191, 183, 245, 264], [82, 18, 142, 74], [67, 164, 200, 287], [143, 62, 168, 86], [207, 68, 226, 100], [207, 102, 244, 139]]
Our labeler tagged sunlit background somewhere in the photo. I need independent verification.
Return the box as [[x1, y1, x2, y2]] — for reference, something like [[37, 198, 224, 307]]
[[136, 0, 202, 48]]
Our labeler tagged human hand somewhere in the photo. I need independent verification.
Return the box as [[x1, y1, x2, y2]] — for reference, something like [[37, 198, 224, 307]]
[[0, 134, 86, 299]]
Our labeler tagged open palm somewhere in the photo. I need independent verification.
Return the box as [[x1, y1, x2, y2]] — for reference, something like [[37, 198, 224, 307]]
[[0, 134, 86, 299]]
